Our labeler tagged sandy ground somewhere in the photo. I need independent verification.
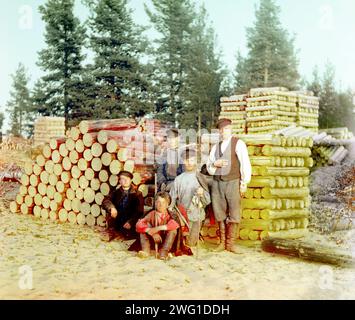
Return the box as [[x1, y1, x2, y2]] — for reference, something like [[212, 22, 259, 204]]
[[1, 196, 355, 300], [1, 149, 355, 300]]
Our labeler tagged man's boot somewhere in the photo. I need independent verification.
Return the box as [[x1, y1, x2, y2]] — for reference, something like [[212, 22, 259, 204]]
[[214, 221, 226, 252], [138, 233, 151, 258], [225, 223, 239, 254], [101, 215, 118, 242], [159, 230, 177, 260]]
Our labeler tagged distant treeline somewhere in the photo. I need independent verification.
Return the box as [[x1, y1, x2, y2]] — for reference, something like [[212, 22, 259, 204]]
[[2, 0, 354, 138]]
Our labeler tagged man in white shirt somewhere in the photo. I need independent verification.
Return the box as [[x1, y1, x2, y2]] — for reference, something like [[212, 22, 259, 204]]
[[207, 118, 252, 253]]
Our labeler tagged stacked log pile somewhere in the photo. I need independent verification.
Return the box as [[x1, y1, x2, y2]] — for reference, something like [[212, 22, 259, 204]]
[[219, 95, 247, 135], [0, 135, 31, 151], [322, 127, 354, 140], [275, 125, 354, 168], [247, 88, 298, 134], [200, 132, 313, 243], [33, 117, 65, 147], [219, 87, 319, 135], [9, 118, 171, 227], [297, 93, 319, 131], [312, 132, 353, 168]]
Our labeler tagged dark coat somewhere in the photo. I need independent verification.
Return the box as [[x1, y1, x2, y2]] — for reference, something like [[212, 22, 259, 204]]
[[102, 186, 144, 237], [156, 148, 184, 191]]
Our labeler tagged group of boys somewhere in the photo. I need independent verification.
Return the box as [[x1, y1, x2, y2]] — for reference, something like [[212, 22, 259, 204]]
[[101, 118, 252, 260]]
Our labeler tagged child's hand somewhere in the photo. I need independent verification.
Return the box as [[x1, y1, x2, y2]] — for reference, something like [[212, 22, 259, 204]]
[[111, 208, 118, 218], [123, 222, 131, 230], [152, 233, 162, 244]]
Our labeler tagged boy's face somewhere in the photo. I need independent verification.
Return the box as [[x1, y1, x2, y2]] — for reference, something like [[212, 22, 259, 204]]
[[167, 136, 179, 149], [119, 175, 132, 189], [155, 196, 169, 212], [184, 156, 197, 171], [220, 125, 233, 140]]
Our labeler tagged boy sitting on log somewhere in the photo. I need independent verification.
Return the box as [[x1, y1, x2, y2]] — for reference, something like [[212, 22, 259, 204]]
[[102, 170, 144, 242], [136, 192, 192, 260], [169, 148, 211, 247]]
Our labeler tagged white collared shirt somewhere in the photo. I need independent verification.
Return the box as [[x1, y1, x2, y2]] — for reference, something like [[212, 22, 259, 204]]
[[207, 136, 252, 185]]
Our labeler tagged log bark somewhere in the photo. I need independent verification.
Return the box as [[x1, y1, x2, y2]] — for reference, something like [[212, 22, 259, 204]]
[[79, 119, 137, 134]]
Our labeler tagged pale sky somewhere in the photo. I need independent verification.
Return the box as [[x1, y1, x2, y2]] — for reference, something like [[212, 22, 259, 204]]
[[1, 0, 355, 131]]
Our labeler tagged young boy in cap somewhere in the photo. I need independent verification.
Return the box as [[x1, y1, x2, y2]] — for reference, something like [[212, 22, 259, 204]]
[[207, 118, 252, 253], [169, 148, 211, 247], [102, 170, 144, 241], [156, 128, 184, 192]]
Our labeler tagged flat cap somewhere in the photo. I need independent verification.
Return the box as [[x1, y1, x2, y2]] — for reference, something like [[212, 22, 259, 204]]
[[216, 118, 232, 129], [167, 128, 179, 138], [118, 170, 134, 179]]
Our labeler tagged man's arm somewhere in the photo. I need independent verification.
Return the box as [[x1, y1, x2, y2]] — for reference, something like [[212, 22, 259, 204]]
[[102, 190, 118, 215], [136, 212, 153, 233], [136, 212, 179, 235], [127, 192, 145, 227], [236, 140, 252, 191], [206, 145, 218, 175]]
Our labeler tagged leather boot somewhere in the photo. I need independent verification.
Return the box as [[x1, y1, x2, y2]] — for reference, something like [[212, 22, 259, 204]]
[[225, 223, 239, 254], [158, 230, 177, 260], [214, 221, 226, 252], [138, 233, 151, 258]]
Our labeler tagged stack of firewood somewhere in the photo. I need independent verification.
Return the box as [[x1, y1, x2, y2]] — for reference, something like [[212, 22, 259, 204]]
[[297, 93, 319, 132], [10, 118, 171, 227], [241, 134, 313, 241], [220, 88, 319, 135], [322, 127, 354, 140], [219, 95, 247, 135], [311, 131, 353, 168], [0, 135, 31, 151], [200, 132, 313, 242], [33, 117, 66, 147], [247, 89, 302, 134]]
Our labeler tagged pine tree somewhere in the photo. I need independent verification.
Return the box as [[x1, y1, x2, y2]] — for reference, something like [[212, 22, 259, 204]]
[[6, 63, 32, 137], [307, 66, 322, 97], [182, 5, 225, 130], [235, 0, 299, 91], [37, 0, 86, 122], [336, 89, 355, 131], [88, 0, 152, 120], [234, 51, 250, 94], [146, 0, 195, 126], [319, 63, 338, 128], [0, 112, 4, 132]]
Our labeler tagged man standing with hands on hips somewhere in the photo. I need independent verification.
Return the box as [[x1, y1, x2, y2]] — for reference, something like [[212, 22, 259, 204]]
[[207, 118, 252, 253]]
